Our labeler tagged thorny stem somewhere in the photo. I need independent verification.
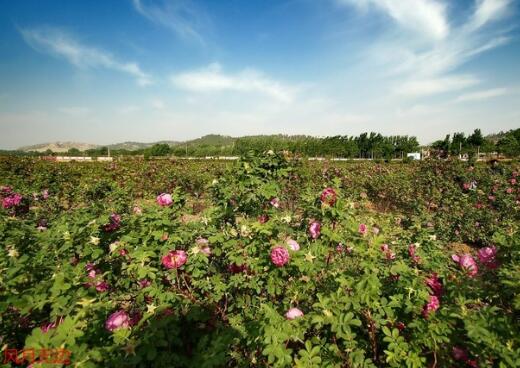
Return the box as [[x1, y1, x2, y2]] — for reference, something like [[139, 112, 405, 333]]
[[363, 309, 379, 365]]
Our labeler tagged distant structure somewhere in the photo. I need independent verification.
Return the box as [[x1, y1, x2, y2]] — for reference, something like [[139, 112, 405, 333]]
[[41, 156, 113, 162], [407, 152, 421, 160]]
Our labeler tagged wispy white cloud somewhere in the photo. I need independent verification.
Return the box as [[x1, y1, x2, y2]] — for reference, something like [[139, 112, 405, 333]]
[[337, 0, 449, 40], [397, 75, 480, 96], [132, 0, 207, 45], [470, 0, 512, 30], [171, 63, 299, 103], [455, 87, 508, 102], [20, 27, 152, 86], [347, 0, 515, 97]]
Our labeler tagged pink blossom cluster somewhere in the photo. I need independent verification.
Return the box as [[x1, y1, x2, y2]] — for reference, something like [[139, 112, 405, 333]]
[[2, 192, 22, 209], [451, 254, 478, 277], [103, 213, 121, 232], [138, 279, 151, 288], [477, 246, 498, 270], [358, 223, 368, 236], [285, 307, 304, 320], [422, 295, 440, 319], [85, 263, 110, 292], [308, 221, 321, 239], [196, 238, 211, 256], [380, 244, 395, 260], [408, 244, 421, 263], [422, 273, 443, 318], [105, 310, 131, 332], [425, 273, 443, 298], [257, 214, 269, 224], [40, 316, 64, 333], [286, 239, 300, 251], [156, 193, 173, 207], [270, 246, 290, 267], [162, 250, 188, 269], [452, 347, 478, 367], [320, 187, 337, 206], [269, 197, 280, 208]]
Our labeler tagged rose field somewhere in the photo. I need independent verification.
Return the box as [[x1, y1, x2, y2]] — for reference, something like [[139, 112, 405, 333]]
[[1, 153, 519, 368]]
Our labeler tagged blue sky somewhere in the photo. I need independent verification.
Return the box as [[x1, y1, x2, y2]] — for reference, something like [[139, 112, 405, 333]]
[[0, 0, 519, 148]]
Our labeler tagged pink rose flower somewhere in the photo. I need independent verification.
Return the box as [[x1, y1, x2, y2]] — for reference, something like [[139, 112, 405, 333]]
[[2, 193, 22, 209], [477, 246, 498, 269], [156, 193, 173, 207], [309, 221, 321, 239], [287, 239, 300, 251], [196, 238, 211, 255], [42, 189, 49, 200], [506, 187, 513, 194], [104, 213, 121, 232], [40, 316, 63, 333], [105, 310, 131, 332], [162, 250, 187, 269], [320, 187, 337, 206], [372, 226, 380, 235], [358, 223, 367, 236], [258, 214, 269, 224], [285, 307, 304, 320], [138, 279, 151, 288], [133, 206, 142, 215], [425, 273, 443, 297], [452, 347, 469, 362], [271, 246, 290, 267], [95, 281, 110, 292], [380, 244, 389, 252], [270, 197, 280, 208], [422, 295, 440, 318], [408, 244, 421, 263], [452, 254, 478, 277]]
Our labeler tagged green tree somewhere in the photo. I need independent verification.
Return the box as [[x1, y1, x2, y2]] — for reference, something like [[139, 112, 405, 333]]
[[67, 148, 81, 156]]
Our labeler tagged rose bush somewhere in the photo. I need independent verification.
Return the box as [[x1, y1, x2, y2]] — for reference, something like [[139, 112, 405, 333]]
[[0, 153, 519, 367]]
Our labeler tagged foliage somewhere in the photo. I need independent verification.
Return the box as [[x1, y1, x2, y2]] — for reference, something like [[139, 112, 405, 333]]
[[0, 153, 519, 367]]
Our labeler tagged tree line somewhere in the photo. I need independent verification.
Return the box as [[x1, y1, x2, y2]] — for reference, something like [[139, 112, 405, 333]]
[[431, 128, 520, 158], [4, 128, 519, 158]]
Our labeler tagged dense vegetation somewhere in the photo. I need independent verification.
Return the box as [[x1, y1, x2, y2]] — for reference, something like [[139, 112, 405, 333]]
[[7, 128, 520, 159], [0, 154, 519, 367]]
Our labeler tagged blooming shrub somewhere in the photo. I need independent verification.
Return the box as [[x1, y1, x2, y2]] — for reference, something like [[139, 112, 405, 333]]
[[0, 154, 519, 367]]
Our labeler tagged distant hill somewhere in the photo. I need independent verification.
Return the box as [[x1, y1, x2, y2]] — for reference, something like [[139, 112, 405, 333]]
[[17, 135, 234, 152], [18, 142, 99, 153], [183, 134, 236, 146], [106, 141, 179, 151]]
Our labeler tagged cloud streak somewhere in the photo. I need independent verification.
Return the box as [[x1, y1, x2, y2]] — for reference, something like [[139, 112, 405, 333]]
[[343, 0, 515, 98], [132, 0, 207, 45], [338, 0, 449, 40], [20, 27, 152, 86], [397, 75, 480, 96], [455, 87, 509, 102], [171, 63, 299, 103]]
